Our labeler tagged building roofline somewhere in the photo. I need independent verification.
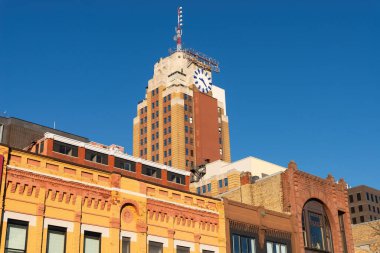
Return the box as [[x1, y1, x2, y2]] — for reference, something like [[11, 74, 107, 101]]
[[5, 146, 220, 201], [0, 116, 89, 141], [44, 132, 190, 176], [349, 184, 379, 192]]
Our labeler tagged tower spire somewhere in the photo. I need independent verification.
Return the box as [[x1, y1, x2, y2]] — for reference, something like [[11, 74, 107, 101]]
[[175, 6, 183, 51]]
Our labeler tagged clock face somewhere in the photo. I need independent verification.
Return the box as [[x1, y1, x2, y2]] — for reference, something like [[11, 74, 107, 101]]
[[193, 68, 212, 93]]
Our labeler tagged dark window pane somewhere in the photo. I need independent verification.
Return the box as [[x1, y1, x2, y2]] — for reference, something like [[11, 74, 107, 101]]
[[114, 157, 136, 172], [122, 237, 130, 253], [142, 165, 161, 179], [232, 234, 240, 253], [177, 246, 190, 253], [149, 241, 163, 253], [53, 141, 78, 157]]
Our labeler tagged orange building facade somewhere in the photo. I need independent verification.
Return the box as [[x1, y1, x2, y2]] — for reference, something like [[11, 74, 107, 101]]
[[0, 133, 226, 253]]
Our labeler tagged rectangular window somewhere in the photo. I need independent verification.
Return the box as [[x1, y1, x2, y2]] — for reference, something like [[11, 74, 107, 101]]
[[202, 185, 206, 193], [142, 165, 161, 179], [40, 142, 45, 153], [46, 225, 66, 253], [232, 234, 256, 253], [351, 207, 355, 213], [177, 245, 190, 253], [367, 192, 370, 200], [357, 193, 361, 201], [149, 241, 163, 253], [359, 205, 363, 212], [122, 237, 130, 253], [53, 141, 78, 157], [218, 179, 223, 188], [360, 216, 364, 222], [266, 241, 286, 253], [338, 212, 348, 253], [114, 158, 136, 172], [167, 171, 185, 185], [84, 231, 101, 253], [224, 178, 228, 187], [0, 124, 3, 143], [349, 195, 353, 203], [352, 218, 357, 224], [207, 183, 211, 192], [85, 150, 108, 165], [5, 219, 28, 253], [197, 187, 201, 194]]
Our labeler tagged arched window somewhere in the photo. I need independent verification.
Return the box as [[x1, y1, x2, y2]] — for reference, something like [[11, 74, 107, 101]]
[[302, 199, 333, 252]]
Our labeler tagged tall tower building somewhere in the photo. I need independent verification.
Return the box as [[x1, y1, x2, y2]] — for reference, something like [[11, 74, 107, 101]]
[[133, 7, 231, 170]]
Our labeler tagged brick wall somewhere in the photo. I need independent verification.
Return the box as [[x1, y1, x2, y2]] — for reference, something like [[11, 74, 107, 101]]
[[352, 220, 380, 252]]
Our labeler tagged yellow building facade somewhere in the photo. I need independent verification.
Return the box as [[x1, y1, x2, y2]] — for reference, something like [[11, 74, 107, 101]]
[[0, 145, 226, 253]]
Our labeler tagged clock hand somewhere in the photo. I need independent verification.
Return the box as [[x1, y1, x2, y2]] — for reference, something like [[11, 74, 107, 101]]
[[199, 78, 206, 85]]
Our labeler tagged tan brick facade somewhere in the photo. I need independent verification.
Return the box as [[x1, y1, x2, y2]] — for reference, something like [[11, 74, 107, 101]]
[[352, 220, 380, 252], [133, 51, 231, 170]]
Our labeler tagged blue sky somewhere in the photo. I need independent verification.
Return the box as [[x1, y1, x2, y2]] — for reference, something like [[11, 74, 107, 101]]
[[1, 0, 379, 188]]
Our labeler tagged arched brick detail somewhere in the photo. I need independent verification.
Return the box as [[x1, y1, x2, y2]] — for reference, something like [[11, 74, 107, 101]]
[[119, 199, 140, 216], [282, 162, 354, 253]]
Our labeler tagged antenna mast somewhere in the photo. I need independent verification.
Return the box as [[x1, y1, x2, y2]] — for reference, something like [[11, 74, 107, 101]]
[[175, 6, 183, 51]]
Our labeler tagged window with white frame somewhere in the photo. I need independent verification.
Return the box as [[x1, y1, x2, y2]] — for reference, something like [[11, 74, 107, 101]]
[[177, 245, 190, 253], [149, 241, 163, 253], [232, 234, 256, 253], [84, 231, 101, 253], [5, 219, 29, 253], [46, 225, 66, 253], [266, 241, 287, 253], [122, 237, 130, 253]]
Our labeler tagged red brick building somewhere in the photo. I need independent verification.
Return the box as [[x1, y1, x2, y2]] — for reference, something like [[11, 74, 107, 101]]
[[221, 161, 354, 253]]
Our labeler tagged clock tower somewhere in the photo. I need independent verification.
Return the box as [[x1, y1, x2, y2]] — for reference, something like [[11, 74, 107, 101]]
[[133, 7, 231, 170]]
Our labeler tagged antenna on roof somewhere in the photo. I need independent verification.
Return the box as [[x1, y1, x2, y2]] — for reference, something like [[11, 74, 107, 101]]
[[173, 6, 183, 51], [53, 121, 56, 129]]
